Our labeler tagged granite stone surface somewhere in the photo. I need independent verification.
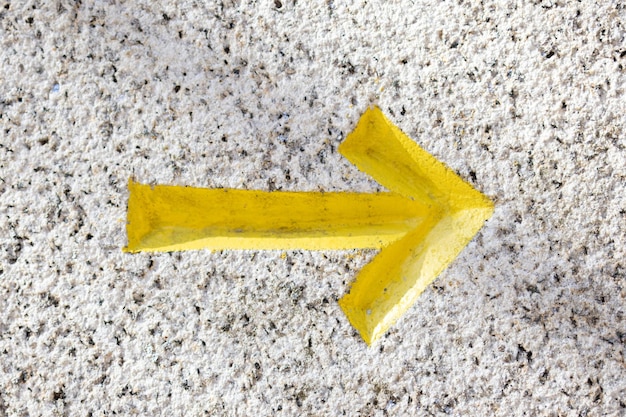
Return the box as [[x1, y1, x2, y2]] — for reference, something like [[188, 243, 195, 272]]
[[0, 0, 625, 415]]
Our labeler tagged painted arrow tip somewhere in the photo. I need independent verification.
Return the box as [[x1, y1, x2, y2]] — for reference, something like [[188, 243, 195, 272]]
[[337, 106, 494, 345]]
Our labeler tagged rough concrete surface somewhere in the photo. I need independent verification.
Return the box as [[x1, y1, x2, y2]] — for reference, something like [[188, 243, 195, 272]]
[[1, 0, 625, 415]]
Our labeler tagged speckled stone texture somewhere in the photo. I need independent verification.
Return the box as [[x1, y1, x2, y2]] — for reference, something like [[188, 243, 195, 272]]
[[1, 0, 625, 415]]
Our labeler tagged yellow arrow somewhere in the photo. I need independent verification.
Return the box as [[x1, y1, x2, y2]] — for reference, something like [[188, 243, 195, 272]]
[[124, 106, 494, 345]]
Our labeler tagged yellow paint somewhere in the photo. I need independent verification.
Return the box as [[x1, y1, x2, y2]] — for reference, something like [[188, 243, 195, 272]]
[[124, 106, 494, 346], [337, 106, 493, 345], [125, 182, 430, 252]]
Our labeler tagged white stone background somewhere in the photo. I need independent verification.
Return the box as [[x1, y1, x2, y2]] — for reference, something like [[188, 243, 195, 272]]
[[1, 0, 625, 415]]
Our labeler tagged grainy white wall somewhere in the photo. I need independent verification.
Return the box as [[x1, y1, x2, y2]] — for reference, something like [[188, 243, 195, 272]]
[[0, 0, 624, 415]]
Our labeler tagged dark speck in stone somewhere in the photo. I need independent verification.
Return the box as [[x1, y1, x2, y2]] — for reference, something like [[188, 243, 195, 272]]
[[526, 284, 540, 294], [53, 388, 66, 401], [517, 345, 533, 363]]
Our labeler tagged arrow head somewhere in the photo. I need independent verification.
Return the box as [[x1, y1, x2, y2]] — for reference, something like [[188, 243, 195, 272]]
[[338, 106, 494, 345]]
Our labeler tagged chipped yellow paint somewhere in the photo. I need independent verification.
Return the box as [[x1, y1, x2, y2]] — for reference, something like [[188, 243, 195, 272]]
[[124, 106, 494, 346]]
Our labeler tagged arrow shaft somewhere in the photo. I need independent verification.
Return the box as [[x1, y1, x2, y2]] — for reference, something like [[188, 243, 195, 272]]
[[125, 181, 430, 252]]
